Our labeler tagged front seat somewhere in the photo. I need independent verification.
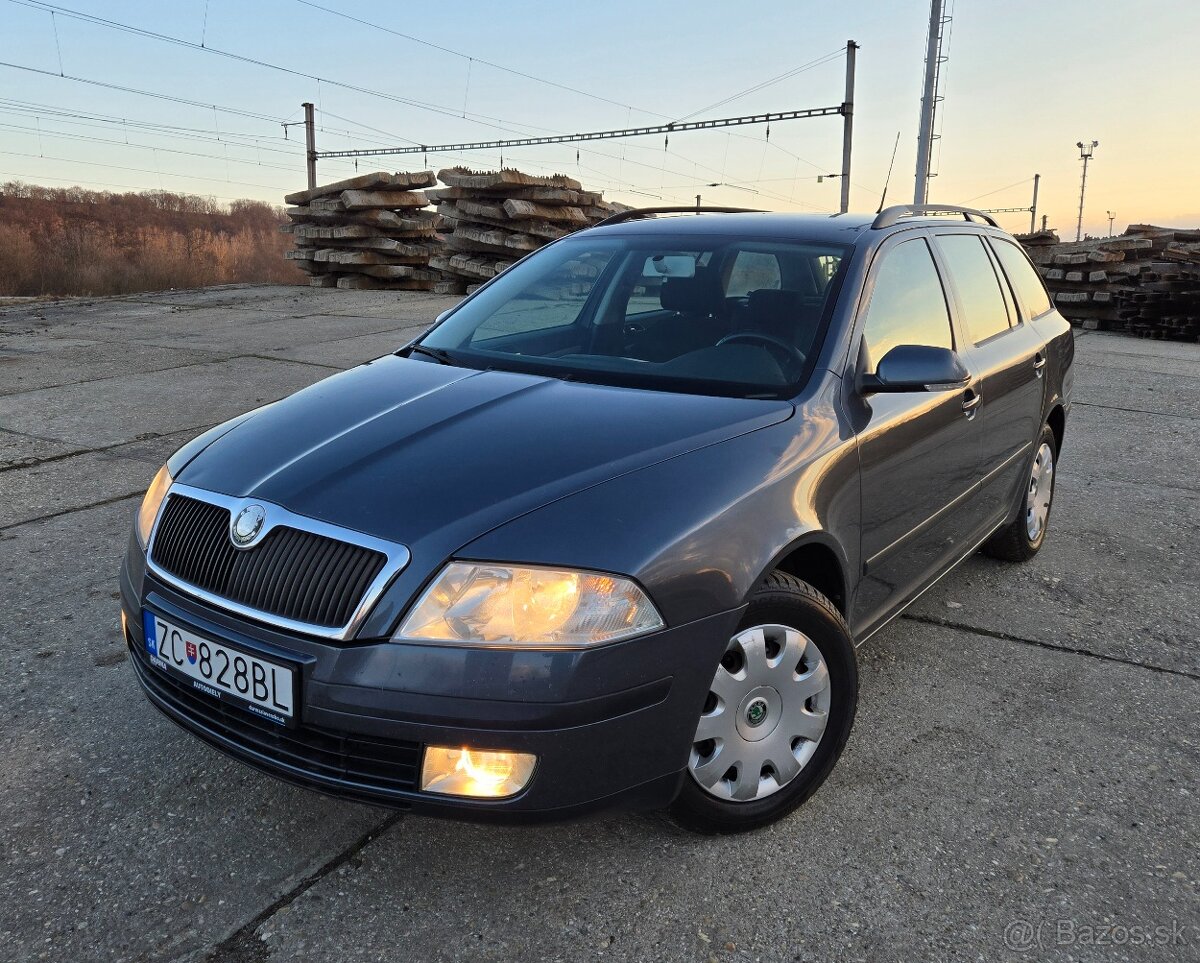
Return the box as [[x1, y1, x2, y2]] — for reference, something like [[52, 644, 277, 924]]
[[631, 266, 728, 361]]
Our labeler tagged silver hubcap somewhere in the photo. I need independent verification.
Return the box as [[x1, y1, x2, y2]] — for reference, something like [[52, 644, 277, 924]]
[[1025, 441, 1055, 541], [688, 624, 832, 802]]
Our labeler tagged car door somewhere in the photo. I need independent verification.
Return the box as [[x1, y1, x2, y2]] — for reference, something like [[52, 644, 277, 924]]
[[849, 235, 990, 636], [934, 233, 1046, 525]]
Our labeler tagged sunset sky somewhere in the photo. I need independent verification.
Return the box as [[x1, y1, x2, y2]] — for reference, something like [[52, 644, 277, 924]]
[[1, 0, 1196, 237]]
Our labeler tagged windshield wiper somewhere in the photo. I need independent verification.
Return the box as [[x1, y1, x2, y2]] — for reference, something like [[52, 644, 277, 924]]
[[407, 344, 457, 365]]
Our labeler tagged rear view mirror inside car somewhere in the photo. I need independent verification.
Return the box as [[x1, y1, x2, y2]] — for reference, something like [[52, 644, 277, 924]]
[[643, 254, 697, 278]]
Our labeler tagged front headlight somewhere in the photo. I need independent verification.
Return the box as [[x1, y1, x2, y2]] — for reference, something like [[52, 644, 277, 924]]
[[396, 562, 664, 648], [135, 464, 173, 548]]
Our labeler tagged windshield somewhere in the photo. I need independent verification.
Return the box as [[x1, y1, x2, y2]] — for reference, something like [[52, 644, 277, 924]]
[[417, 231, 849, 399]]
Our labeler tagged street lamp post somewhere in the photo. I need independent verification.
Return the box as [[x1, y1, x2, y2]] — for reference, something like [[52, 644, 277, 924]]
[[1075, 140, 1098, 242], [1107, 211, 1116, 238]]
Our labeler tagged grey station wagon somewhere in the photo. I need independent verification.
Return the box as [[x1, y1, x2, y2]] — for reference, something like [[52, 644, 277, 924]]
[[121, 203, 1073, 833]]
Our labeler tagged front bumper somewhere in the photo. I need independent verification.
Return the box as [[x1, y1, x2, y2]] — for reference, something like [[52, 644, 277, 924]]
[[121, 548, 742, 822]]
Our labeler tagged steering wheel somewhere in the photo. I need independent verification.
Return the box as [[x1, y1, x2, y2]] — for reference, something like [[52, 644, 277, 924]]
[[716, 331, 806, 374]]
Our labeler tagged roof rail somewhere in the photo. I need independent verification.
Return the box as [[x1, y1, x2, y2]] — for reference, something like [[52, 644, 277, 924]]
[[872, 204, 999, 230], [593, 205, 765, 227]]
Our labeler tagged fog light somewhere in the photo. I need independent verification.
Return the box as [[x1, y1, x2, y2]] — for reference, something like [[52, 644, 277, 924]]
[[420, 746, 536, 798]]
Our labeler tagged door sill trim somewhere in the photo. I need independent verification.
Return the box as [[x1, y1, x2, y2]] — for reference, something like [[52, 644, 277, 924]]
[[854, 517, 1007, 647]]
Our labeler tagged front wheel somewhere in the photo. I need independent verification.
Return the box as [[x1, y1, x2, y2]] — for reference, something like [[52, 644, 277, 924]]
[[669, 572, 858, 834], [982, 424, 1057, 563]]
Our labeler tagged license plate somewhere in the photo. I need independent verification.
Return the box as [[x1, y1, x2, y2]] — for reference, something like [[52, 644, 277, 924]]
[[143, 611, 296, 726]]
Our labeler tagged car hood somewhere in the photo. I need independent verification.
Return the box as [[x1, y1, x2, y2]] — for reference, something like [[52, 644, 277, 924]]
[[177, 355, 793, 556]]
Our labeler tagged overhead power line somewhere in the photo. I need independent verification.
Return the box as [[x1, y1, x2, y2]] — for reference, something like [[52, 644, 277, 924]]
[[8, 0, 851, 207], [291, 0, 667, 120], [0, 60, 287, 124], [305, 106, 786, 204], [0, 120, 327, 176], [10, 0, 837, 186], [0, 148, 292, 191], [6, 0, 568, 139], [965, 176, 1032, 203], [316, 106, 846, 159], [0, 100, 304, 154], [5, 1, 857, 212], [673, 49, 846, 123]]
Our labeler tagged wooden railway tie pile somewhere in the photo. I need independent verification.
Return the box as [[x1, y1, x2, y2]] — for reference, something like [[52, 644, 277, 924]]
[[428, 167, 626, 295], [1021, 225, 1200, 342], [281, 171, 441, 290]]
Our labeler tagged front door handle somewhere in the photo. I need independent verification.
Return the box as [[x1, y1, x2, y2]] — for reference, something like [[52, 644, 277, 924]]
[[962, 389, 982, 420], [1033, 353, 1047, 377]]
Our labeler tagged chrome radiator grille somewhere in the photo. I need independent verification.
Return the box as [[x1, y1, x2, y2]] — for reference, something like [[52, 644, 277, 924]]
[[150, 493, 388, 630]]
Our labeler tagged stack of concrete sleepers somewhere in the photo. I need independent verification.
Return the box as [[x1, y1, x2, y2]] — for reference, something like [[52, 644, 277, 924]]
[[281, 171, 441, 290], [1020, 225, 1200, 341], [428, 167, 625, 294]]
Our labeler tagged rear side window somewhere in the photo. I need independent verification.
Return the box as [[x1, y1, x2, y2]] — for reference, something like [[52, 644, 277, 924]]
[[861, 238, 953, 369], [726, 251, 782, 297], [991, 238, 1053, 318], [937, 234, 1012, 344]]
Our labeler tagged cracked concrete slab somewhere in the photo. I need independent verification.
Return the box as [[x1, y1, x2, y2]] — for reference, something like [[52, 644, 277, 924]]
[[0, 428, 213, 530], [1072, 332, 1200, 418], [0, 428, 83, 470], [0, 356, 338, 449], [907, 466, 1200, 676], [260, 322, 431, 369], [0, 337, 223, 396], [115, 311, 435, 354]]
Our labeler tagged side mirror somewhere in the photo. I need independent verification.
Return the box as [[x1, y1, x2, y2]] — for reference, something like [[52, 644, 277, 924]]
[[861, 344, 969, 393]]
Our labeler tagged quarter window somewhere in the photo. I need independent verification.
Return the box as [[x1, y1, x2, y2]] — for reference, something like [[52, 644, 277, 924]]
[[991, 238, 1053, 318], [938, 234, 1012, 344], [861, 238, 953, 370]]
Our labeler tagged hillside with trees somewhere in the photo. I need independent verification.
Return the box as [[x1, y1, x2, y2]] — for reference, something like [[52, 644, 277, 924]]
[[0, 182, 302, 297]]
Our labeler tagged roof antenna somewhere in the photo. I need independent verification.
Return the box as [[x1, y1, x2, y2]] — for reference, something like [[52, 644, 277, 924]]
[[876, 131, 901, 214]]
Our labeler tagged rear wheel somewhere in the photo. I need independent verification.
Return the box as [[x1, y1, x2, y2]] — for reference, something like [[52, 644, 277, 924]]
[[670, 572, 857, 834], [982, 424, 1057, 563]]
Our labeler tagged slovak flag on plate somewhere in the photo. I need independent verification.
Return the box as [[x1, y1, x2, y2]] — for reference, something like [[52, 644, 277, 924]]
[[186, 640, 198, 664]]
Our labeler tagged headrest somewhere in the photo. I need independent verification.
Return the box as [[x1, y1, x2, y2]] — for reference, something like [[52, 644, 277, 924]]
[[660, 266, 722, 315]]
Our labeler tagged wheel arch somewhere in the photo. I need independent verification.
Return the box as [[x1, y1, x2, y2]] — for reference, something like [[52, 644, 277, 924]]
[[1047, 403, 1066, 455], [754, 533, 849, 617]]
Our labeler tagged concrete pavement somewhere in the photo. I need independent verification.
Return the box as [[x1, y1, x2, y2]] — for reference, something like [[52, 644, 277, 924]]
[[0, 285, 1196, 963]]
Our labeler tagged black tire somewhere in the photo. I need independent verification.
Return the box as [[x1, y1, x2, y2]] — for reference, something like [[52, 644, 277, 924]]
[[982, 423, 1058, 563], [668, 572, 858, 834]]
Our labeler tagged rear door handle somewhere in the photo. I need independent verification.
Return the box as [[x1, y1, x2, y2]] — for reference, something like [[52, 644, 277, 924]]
[[1033, 353, 1047, 376], [962, 390, 982, 419]]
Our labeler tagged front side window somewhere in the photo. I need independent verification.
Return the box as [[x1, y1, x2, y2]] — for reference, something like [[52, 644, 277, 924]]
[[420, 232, 849, 399], [937, 234, 1012, 344], [861, 238, 953, 370]]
